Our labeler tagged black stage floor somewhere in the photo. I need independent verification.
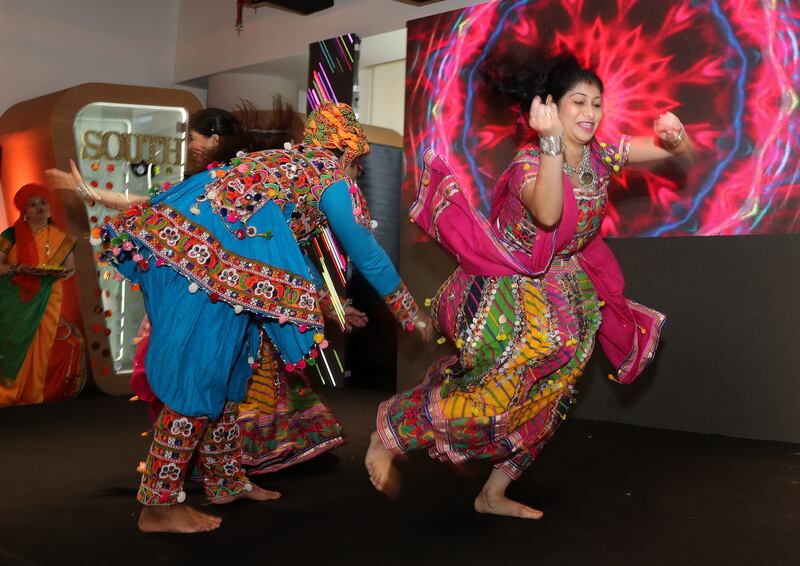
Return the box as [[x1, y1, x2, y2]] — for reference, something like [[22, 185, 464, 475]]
[[0, 387, 797, 566]]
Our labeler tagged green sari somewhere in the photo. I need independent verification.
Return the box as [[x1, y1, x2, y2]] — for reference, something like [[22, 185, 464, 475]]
[[0, 227, 75, 387]]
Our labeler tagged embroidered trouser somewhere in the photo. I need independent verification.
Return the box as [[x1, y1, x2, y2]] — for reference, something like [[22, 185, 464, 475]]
[[138, 401, 252, 506]]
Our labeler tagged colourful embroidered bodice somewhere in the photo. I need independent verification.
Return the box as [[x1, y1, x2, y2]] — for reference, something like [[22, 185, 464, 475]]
[[148, 145, 371, 249], [203, 146, 348, 246], [198, 146, 410, 327], [496, 138, 628, 258]]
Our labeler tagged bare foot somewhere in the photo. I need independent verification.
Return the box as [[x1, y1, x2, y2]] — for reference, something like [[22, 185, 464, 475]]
[[474, 489, 543, 520], [136, 461, 146, 474], [138, 504, 222, 533], [210, 483, 281, 505], [364, 431, 402, 498]]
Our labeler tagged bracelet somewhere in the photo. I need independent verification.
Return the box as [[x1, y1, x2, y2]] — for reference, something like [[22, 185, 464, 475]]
[[383, 282, 420, 332], [75, 181, 100, 206], [404, 317, 428, 333], [539, 135, 565, 156], [8, 264, 17, 277]]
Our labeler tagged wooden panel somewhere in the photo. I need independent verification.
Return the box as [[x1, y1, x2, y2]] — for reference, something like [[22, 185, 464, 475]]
[[0, 84, 201, 396]]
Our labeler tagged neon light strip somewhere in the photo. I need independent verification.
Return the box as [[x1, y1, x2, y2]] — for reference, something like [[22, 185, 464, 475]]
[[319, 346, 337, 387]]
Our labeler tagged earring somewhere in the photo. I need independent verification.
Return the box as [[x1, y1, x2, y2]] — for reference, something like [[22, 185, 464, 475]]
[[22, 214, 27, 222]]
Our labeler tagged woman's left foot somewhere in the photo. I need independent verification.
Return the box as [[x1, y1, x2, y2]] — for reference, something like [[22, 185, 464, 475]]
[[365, 431, 402, 498], [474, 489, 543, 519], [210, 483, 282, 505]]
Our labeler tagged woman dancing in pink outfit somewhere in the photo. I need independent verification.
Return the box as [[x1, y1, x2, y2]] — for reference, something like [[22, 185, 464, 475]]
[[366, 54, 694, 519]]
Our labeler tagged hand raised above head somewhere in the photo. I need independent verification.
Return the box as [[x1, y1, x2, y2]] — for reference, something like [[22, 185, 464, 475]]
[[528, 95, 563, 138]]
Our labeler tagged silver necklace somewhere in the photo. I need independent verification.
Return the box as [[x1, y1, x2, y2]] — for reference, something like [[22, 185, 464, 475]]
[[562, 145, 596, 189]]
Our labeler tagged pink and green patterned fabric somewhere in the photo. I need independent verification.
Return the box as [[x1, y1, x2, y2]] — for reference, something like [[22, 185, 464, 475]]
[[378, 139, 665, 479]]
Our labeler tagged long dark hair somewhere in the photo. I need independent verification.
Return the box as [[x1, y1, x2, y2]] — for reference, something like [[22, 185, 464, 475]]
[[483, 53, 603, 109], [233, 94, 295, 152]]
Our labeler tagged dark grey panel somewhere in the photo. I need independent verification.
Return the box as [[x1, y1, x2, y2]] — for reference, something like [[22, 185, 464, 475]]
[[345, 143, 403, 390]]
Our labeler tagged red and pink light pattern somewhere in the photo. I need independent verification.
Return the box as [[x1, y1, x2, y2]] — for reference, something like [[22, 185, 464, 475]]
[[403, 0, 800, 237]]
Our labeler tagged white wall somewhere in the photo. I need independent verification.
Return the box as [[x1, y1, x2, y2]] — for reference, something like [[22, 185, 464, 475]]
[[207, 73, 299, 110], [357, 28, 407, 126], [366, 60, 406, 135], [175, 0, 487, 83], [0, 0, 202, 118]]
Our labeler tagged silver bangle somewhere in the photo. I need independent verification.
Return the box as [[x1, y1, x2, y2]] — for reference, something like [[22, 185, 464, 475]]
[[539, 135, 565, 156], [75, 181, 99, 206]]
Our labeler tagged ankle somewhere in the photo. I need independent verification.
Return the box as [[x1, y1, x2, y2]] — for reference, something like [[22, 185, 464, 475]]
[[141, 504, 174, 515], [480, 486, 506, 501]]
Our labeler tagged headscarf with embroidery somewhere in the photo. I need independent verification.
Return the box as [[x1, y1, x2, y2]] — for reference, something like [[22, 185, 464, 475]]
[[12, 184, 52, 302], [302, 102, 369, 166]]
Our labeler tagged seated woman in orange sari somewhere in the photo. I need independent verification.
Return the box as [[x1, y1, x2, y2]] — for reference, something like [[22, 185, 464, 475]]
[[0, 183, 80, 406]]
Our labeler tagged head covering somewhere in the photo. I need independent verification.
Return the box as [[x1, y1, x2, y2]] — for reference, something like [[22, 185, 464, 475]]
[[302, 102, 369, 165], [14, 183, 51, 213], [12, 184, 52, 302]]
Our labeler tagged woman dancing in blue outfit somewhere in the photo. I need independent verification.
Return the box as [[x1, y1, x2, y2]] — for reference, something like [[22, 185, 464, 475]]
[[70, 102, 430, 533]]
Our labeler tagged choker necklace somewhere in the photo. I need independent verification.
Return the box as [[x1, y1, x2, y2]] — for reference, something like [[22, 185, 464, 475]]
[[562, 145, 596, 189]]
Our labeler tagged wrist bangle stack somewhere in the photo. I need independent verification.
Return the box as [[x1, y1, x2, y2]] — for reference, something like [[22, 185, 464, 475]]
[[539, 135, 565, 156], [76, 180, 100, 206]]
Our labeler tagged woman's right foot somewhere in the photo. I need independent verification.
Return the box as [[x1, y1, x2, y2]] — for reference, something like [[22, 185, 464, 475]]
[[474, 489, 543, 520], [210, 483, 281, 505], [138, 504, 222, 533], [364, 431, 401, 498]]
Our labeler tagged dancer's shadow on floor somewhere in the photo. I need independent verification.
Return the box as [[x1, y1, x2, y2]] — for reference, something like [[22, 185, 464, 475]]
[[252, 452, 341, 481], [90, 486, 139, 498]]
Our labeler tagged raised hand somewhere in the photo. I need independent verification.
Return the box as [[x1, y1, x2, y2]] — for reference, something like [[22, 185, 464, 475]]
[[653, 112, 685, 148], [528, 95, 563, 137], [44, 167, 74, 190], [68, 159, 101, 205], [45, 162, 97, 206]]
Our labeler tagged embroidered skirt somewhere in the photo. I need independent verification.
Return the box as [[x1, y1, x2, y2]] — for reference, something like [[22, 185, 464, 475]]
[[377, 257, 601, 479], [239, 340, 343, 473]]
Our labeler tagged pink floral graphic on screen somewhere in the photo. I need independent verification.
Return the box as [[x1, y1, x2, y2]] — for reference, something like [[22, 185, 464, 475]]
[[403, 0, 800, 236]]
